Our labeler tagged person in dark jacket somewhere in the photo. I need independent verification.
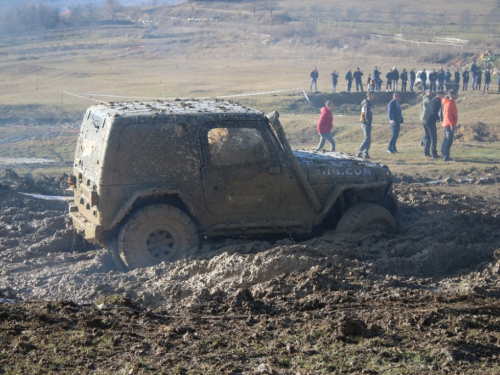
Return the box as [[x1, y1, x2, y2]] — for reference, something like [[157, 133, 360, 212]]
[[428, 69, 437, 92], [310, 66, 319, 93], [387, 93, 404, 153], [445, 69, 452, 91], [356, 92, 375, 159], [454, 69, 460, 90], [462, 68, 469, 91], [470, 61, 478, 90], [331, 70, 339, 93], [345, 69, 353, 93], [484, 68, 491, 92], [353, 67, 364, 92], [409, 68, 416, 91], [475, 68, 482, 90], [392, 67, 400, 91], [315, 100, 335, 151], [385, 69, 393, 91], [420, 69, 427, 91], [437, 68, 445, 91], [422, 91, 445, 158], [400, 68, 408, 92], [373, 66, 381, 91]]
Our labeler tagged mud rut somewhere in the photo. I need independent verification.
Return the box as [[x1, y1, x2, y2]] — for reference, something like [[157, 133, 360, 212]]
[[1, 168, 500, 373]]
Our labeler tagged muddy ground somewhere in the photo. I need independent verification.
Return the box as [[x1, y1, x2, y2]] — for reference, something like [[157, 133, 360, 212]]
[[1, 167, 500, 374]]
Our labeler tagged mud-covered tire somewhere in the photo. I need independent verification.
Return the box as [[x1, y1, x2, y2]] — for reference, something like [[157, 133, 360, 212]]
[[336, 202, 397, 235], [118, 204, 199, 270]]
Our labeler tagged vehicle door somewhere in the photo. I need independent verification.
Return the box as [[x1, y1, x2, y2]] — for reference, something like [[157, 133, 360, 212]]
[[200, 121, 283, 215]]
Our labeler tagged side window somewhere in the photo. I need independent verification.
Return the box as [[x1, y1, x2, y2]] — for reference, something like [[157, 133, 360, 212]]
[[207, 127, 271, 166]]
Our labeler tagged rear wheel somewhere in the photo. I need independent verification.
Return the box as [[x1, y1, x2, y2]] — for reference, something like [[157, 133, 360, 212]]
[[336, 202, 397, 235], [118, 204, 199, 270]]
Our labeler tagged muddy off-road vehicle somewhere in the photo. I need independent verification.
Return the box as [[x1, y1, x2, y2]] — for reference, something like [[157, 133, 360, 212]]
[[69, 100, 398, 269]]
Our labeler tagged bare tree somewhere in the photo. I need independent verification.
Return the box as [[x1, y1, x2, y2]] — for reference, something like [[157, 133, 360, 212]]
[[248, 0, 258, 18], [261, 0, 279, 22], [390, 4, 406, 32], [436, 12, 448, 31], [329, 5, 342, 27], [459, 10, 474, 34], [412, 9, 427, 32], [369, 5, 381, 28], [310, 4, 324, 25], [345, 7, 360, 29], [483, 13, 497, 38]]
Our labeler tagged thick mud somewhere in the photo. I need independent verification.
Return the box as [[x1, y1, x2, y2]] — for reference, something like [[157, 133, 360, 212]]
[[1, 168, 500, 373]]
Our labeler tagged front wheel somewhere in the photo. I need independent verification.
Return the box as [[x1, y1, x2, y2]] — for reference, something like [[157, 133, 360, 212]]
[[118, 204, 199, 270], [336, 202, 397, 235]]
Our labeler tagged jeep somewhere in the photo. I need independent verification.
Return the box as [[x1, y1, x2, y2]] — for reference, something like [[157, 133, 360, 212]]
[[69, 100, 397, 269]]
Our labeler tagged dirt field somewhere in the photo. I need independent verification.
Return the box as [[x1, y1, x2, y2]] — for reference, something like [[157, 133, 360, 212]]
[[1, 1, 500, 372], [1, 155, 500, 374]]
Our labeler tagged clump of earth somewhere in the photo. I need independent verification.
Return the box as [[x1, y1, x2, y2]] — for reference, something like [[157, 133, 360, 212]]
[[1, 168, 499, 374]]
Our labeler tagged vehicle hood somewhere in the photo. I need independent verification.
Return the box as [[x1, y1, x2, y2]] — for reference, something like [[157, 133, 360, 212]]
[[293, 150, 392, 185]]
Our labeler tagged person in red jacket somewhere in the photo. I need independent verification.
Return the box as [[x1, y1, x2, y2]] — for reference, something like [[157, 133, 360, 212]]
[[441, 90, 459, 161], [315, 100, 336, 152]]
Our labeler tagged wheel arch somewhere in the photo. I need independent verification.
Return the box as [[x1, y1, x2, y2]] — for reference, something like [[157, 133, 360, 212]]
[[109, 188, 202, 232]]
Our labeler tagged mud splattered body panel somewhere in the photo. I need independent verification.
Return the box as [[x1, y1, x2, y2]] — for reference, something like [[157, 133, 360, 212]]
[[69, 100, 394, 244]]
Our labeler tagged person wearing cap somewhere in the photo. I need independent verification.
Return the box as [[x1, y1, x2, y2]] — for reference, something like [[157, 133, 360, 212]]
[[315, 100, 336, 152], [422, 91, 445, 158], [441, 90, 459, 162]]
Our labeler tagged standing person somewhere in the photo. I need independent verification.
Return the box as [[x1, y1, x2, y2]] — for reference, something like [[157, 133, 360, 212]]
[[420, 89, 433, 147], [437, 68, 446, 92], [410, 68, 416, 92], [387, 93, 404, 154], [422, 91, 445, 158], [345, 69, 353, 93], [400, 68, 408, 92], [441, 90, 459, 162], [470, 61, 478, 90], [373, 66, 381, 91], [484, 68, 491, 92], [445, 69, 452, 91], [454, 69, 460, 90], [420, 69, 427, 91], [475, 68, 482, 91], [428, 69, 437, 92], [366, 74, 372, 92], [310, 66, 319, 93], [353, 67, 364, 92], [315, 100, 336, 152], [498, 73, 500, 93], [392, 66, 400, 91], [331, 70, 339, 93], [356, 92, 375, 159], [385, 69, 393, 92], [369, 75, 376, 92], [462, 68, 469, 91]]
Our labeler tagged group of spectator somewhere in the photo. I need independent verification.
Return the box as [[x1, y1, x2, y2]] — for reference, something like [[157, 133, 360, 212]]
[[315, 89, 460, 163], [310, 65, 500, 94]]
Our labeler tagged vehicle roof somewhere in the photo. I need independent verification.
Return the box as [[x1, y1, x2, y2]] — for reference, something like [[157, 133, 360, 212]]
[[93, 99, 263, 117]]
